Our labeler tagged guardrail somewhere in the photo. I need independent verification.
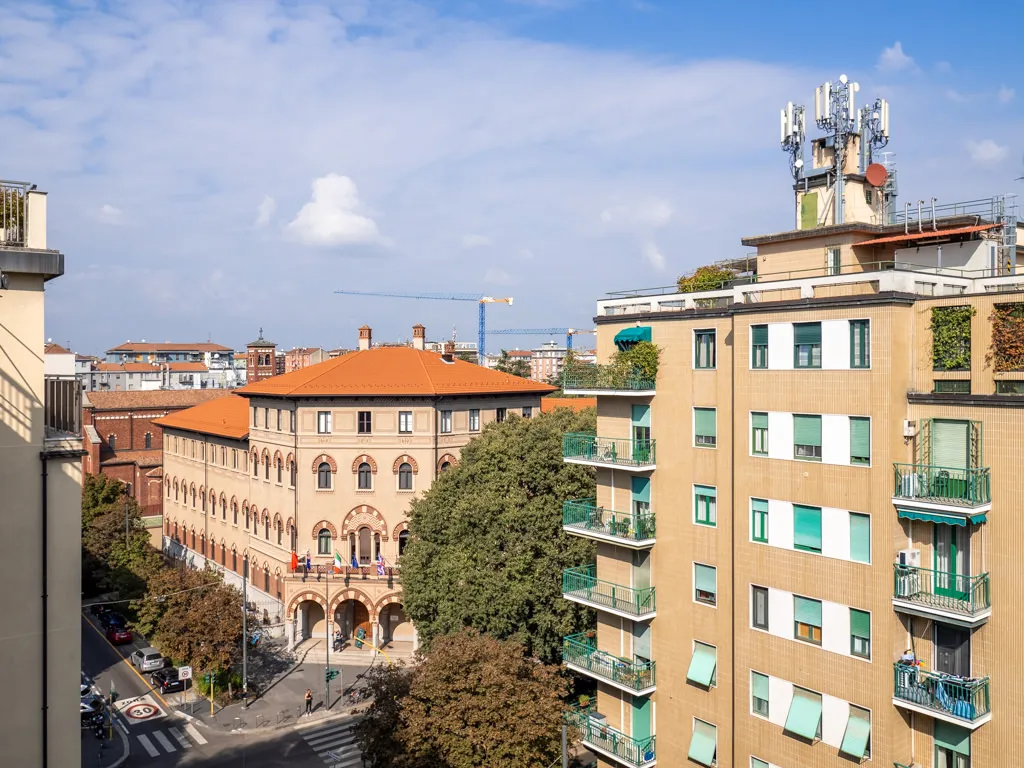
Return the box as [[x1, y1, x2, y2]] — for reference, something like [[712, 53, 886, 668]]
[[563, 499, 655, 543], [892, 564, 990, 617], [562, 565, 655, 617], [0, 180, 29, 247], [44, 375, 81, 438], [562, 366, 655, 392], [563, 433, 655, 467], [893, 663, 990, 723], [564, 706, 656, 767], [563, 634, 654, 691], [892, 463, 991, 506]]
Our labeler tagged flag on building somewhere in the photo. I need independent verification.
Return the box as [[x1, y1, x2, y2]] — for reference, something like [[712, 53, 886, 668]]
[[376, 552, 386, 576], [305, 552, 311, 571], [334, 551, 343, 574], [290, 552, 298, 571], [351, 553, 360, 569]]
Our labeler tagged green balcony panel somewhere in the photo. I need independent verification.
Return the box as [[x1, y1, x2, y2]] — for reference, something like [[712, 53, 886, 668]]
[[562, 364, 655, 392], [563, 432, 656, 468], [893, 663, 990, 724], [562, 565, 656, 618], [563, 499, 656, 544], [562, 634, 655, 692], [893, 463, 991, 507], [564, 707, 656, 767], [893, 564, 990, 617]]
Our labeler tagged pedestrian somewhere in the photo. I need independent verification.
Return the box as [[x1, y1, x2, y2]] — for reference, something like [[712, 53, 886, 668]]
[[304, 688, 313, 716]]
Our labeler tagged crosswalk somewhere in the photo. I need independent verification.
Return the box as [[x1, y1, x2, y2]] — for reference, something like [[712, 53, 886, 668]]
[[135, 722, 208, 757], [299, 718, 362, 766]]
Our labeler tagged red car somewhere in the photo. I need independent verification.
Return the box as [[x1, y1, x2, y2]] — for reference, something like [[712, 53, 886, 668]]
[[106, 626, 132, 645]]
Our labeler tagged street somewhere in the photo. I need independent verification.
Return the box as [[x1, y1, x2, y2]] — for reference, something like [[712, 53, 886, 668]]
[[81, 613, 365, 766]]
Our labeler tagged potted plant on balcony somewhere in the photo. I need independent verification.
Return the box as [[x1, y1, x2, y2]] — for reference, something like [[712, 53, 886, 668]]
[[583, 629, 596, 641], [577, 694, 591, 710]]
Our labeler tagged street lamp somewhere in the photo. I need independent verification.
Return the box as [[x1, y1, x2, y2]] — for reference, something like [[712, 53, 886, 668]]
[[242, 553, 249, 708]]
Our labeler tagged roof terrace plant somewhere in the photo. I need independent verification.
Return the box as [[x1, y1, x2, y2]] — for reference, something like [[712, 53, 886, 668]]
[[676, 265, 736, 294]]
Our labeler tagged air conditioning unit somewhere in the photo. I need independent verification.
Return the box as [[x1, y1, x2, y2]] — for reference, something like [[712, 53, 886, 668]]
[[903, 420, 916, 438], [898, 548, 921, 568]]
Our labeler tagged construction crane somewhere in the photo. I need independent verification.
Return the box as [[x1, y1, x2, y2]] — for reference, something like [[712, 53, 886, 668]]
[[486, 327, 595, 351], [334, 290, 513, 360]]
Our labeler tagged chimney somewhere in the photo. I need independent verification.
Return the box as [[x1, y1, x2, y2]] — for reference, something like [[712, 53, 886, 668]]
[[441, 340, 456, 363], [358, 325, 372, 351], [412, 324, 426, 351]]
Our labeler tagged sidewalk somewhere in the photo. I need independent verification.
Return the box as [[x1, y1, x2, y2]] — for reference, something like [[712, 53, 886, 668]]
[[81, 724, 129, 768]]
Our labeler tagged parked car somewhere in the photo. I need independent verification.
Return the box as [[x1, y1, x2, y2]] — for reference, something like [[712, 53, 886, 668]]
[[151, 667, 191, 695], [100, 611, 127, 629], [80, 694, 103, 717], [130, 647, 167, 673], [80, 672, 93, 697], [106, 625, 132, 645]]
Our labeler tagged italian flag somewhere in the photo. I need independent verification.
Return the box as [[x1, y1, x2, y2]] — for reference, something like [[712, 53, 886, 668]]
[[334, 551, 343, 574]]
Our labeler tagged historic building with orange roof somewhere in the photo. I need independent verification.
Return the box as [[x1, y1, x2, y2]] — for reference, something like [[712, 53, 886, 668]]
[[156, 325, 554, 657]]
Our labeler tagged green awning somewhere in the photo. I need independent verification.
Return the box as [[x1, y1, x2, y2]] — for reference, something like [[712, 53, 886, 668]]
[[687, 720, 717, 767], [614, 326, 652, 350], [896, 508, 987, 527], [784, 689, 822, 740], [839, 713, 872, 759], [934, 721, 971, 756], [686, 643, 717, 687]]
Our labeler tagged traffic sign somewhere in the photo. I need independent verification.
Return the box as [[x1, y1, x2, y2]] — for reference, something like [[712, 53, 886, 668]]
[[178, 666, 193, 682], [325, 667, 339, 682]]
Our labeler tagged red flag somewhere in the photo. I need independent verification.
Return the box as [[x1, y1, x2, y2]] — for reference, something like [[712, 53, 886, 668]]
[[290, 552, 298, 571]]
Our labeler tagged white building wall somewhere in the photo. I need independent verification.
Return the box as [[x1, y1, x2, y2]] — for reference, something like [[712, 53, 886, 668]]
[[821, 694, 850, 748], [767, 676, 793, 728], [766, 411, 792, 460], [767, 587, 792, 640], [820, 320, 849, 370], [821, 414, 851, 465], [821, 507, 850, 561], [821, 599, 850, 657], [766, 323, 793, 370], [766, 499, 793, 549]]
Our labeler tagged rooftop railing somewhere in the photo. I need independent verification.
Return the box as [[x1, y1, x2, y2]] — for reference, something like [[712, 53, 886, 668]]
[[44, 376, 81, 438], [0, 180, 29, 247], [892, 463, 991, 507], [562, 365, 655, 392], [892, 564, 990, 618]]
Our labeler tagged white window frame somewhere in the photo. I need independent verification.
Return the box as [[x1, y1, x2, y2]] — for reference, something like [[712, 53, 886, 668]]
[[440, 410, 452, 434], [469, 409, 480, 432], [317, 410, 332, 434], [399, 411, 413, 434]]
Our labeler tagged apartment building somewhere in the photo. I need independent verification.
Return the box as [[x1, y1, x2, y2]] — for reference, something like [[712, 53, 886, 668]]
[[560, 183, 1021, 765], [0, 180, 84, 766], [157, 332, 553, 650]]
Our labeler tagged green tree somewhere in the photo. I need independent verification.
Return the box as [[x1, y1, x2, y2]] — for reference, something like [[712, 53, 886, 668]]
[[493, 349, 531, 379], [356, 664, 428, 768], [398, 631, 568, 768], [401, 408, 596, 663]]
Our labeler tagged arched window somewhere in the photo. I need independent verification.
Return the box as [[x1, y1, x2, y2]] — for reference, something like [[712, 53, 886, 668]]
[[233, 503, 238, 525], [277, 521, 283, 546], [174, 483, 179, 501], [201, 491, 206, 512], [348, 532, 356, 561], [290, 462, 296, 487], [253, 513, 259, 536], [144, 432, 152, 450], [264, 458, 269, 481], [244, 506, 250, 528], [166, 480, 171, 498], [108, 434, 116, 450], [374, 532, 381, 561], [264, 516, 270, 540], [252, 457, 258, 478], [173, 521, 179, 539], [357, 462, 372, 490], [221, 498, 227, 519], [264, 567, 270, 592], [220, 542, 226, 565], [398, 529, 410, 556], [317, 528, 332, 556], [191, 487, 196, 507], [358, 527, 372, 564], [232, 549, 237, 572], [440, 461, 451, 473], [398, 462, 413, 490], [317, 462, 332, 490], [277, 462, 282, 484]]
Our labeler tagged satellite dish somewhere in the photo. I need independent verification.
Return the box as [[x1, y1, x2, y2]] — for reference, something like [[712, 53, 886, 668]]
[[865, 163, 888, 187], [794, 158, 804, 169]]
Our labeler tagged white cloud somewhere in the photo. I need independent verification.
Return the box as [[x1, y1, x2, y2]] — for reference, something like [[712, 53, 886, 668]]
[[600, 198, 673, 230], [965, 139, 1009, 165], [254, 195, 276, 228], [461, 233, 491, 248], [285, 174, 383, 246], [98, 204, 123, 224], [643, 242, 666, 271], [877, 41, 916, 72], [484, 267, 515, 285], [997, 85, 1015, 104]]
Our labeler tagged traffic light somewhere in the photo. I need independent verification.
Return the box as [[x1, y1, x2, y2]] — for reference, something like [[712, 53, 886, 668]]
[[325, 668, 339, 682]]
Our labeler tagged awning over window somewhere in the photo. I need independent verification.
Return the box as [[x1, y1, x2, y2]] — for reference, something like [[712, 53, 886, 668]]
[[839, 713, 872, 759], [687, 720, 717, 767], [896, 508, 987, 527], [784, 689, 822, 740], [686, 643, 717, 687], [614, 326, 652, 350]]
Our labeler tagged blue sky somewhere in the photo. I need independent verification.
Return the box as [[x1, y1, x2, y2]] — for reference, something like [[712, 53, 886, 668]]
[[2, 0, 1020, 356]]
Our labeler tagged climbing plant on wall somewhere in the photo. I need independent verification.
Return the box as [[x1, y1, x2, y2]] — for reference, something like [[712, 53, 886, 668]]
[[930, 306, 975, 371], [676, 265, 736, 293], [991, 303, 1024, 372]]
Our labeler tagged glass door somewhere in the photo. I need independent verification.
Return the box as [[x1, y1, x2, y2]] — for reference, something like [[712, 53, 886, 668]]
[[631, 405, 651, 463], [936, 747, 970, 768], [934, 625, 970, 677], [934, 526, 969, 600]]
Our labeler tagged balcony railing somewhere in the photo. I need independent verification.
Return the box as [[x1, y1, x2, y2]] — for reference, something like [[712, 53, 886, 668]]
[[563, 499, 655, 544], [893, 463, 990, 506], [892, 564, 990, 618], [562, 565, 655, 618], [563, 634, 655, 692], [893, 663, 990, 725], [562, 365, 655, 393], [563, 433, 656, 468], [0, 180, 29, 247], [286, 563, 401, 584], [564, 707, 656, 767], [44, 375, 81, 438]]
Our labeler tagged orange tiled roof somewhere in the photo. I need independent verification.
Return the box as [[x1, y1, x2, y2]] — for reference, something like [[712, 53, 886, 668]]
[[166, 362, 208, 372], [541, 397, 597, 414], [106, 341, 233, 353], [153, 394, 249, 439], [45, 342, 73, 355], [238, 347, 556, 397], [85, 390, 228, 411], [855, 223, 1000, 247]]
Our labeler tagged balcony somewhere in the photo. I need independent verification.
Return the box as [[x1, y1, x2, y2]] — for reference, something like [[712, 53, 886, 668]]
[[562, 634, 655, 695], [563, 499, 655, 548], [562, 365, 655, 396], [892, 463, 991, 521], [562, 565, 655, 621], [564, 707, 656, 768], [284, 562, 401, 586], [892, 564, 991, 627], [892, 663, 991, 729], [43, 375, 82, 449], [563, 433, 656, 471]]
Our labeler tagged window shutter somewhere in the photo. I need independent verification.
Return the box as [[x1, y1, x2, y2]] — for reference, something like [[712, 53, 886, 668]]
[[695, 484, 717, 499], [631, 404, 652, 428], [850, 417, 870, 460], [752, 325, 768, 345], [849, 513, 871, 563], [794, 596, 822, 626], [687, 720, 717, 767], [752, 412, 768, 429], [694, 564, 716, 594], [695, 408, 717, 437], [631, 476, 651, 503], [849, 608, 871, 639], [794, 322, 822, 345], [751, 498, 768, 514], [932, 419, 969, 468], [793, 414, 822, 446], [751, 671, 769, 701], [934, 722, 971, 756], [793, 505, 822, 551]]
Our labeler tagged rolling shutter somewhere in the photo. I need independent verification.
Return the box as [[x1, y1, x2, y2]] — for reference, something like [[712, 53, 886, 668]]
[[794, 596, 822, 626], [752, 412, 768, 429], [751, 325, 768, 345], [793, 323, 822, 345], [932, 419, 969, 469], [694, 564, 716, 594], [694, 408, 717, 438], [793, 414, 822, 446], [793, 505, 822, 551], [850, 417, 870, 461]]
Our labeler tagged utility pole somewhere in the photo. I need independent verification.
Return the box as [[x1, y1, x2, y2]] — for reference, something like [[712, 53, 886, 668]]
[[242, 554, 249, 708], [325, 569, 331, 711]]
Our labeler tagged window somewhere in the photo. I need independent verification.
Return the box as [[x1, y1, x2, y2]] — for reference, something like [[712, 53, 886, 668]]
[[357, 462, 372, 490], [751, 499, 768, 543], [398, 530, 409, 556], [399, 411, 412, 434], [264, 517, 270, 539], [252, 408, 258, 427], [694, 563, 717, 606], [850, 608, 871, 659], [496, 407, 507, 423], [751, 671, 769, 717], [233, 450, 238, 469], [995, 380, 1024, 394], [317, 410, 332, 434], [793, 414, 822, 460], [695, 329, 716, 369], [793, 504, 822, 553], [785, 687, 823, 741], [751, 412, 768, 455], [694, 407, 717, 447], [277, 462, 283, 484], [751, 585, 768, 630], [290, 462, 296, 487], [522, 406, 532, 418], [221, 446, 226, 465], [233, 504, 238, 525], [253, 456, 258, 477], [794, 322, 822, 368], [108, 434, 116, 450], [751, 760, 769, 768], [850, 319, 870, 368], [936, 379, 971, 393], [686, 641, 717, 687], [849, 512, 870, 564], [840, 706, 872, 760], [934, 722, 971, 768], [317, 528, 331, 556], [264, 458, 269, 480], [826, 246, 841, 275], [263, 408, 269, 428], [440, 410, 452, 434], [358, 411, 372, 434], [850, 417, 870, 465], [276, 409, 282, 430], [751, 325, 768, 369], [277, 522, 283, 545], [398, 462, 413, 490], [469, 409, 480, 432], [694, 485, 717, 527], [687, 719, 717, 768], [289, 411, 295, 432], [317, 462, 332, 490], [794, 595, 822, 645], [144, 432, 152, 449], [439, 461, 451, 472]]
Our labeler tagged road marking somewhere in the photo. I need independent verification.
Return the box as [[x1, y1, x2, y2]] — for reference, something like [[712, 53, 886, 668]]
[[152, 729, 177, 753], [136, 734, 160, 758], [185, 722, 208, 744], [307, 726, 357, 749], [169, 726, 192, 748], [80, 614, 171, 710]]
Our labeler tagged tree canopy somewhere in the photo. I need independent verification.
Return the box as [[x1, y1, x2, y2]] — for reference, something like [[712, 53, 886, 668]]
[[400, 407, 596, 663], [493, 349, 531, 379]]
